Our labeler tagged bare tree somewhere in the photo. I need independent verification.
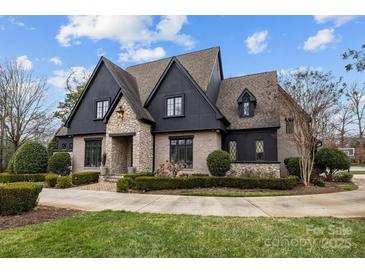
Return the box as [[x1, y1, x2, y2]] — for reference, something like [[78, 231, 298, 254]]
[[330, 101, 354, 146], [0, 59, 55, 151], [280, 69, 344, 186], [345, 83, 365, 138], [342, 43, 365, 72]]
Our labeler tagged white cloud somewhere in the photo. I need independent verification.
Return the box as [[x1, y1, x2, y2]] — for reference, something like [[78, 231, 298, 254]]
[[278, 66, 323, 77], [303, 28, 339, 52], [314, 16, 358, 27], [49, 56, 62, 66], [56, 15, 194, 63], [245, 30, 269, 54], [119, 47, 166, 62], [48, 66, 92, 90], [0, 26, 5, 31], [8, 16, 35, 30], [16, 55, 32, 70]]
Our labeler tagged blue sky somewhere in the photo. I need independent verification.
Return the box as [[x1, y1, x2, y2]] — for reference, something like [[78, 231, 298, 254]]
[[0, 15, 364, 109]]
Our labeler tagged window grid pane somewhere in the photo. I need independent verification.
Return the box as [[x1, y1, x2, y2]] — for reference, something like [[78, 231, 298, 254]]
[[229, 141, 237, 161], [170, 138, 193, 168], [166, 96, 183, 117], [256, 140, 264, 161], [243, 102, 250, 116], [85, 140, 102, 167], [96, 100, 109, 119], [286, 118, 294, 134]]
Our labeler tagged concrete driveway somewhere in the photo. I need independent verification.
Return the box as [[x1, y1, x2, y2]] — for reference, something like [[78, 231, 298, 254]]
[[39, 176, 365, 218]]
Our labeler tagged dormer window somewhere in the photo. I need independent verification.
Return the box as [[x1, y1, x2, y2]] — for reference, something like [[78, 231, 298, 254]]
[[237, 89, 256, 118]]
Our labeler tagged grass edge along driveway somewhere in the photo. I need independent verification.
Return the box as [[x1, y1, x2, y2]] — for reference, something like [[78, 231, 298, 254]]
[[0, 210, 364, 258]]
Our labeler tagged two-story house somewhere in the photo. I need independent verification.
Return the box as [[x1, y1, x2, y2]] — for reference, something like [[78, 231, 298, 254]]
[[56, 47, 301, 179]]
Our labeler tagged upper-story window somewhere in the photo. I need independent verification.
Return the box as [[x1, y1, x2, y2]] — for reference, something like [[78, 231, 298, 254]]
[[285, 118, 294, 134], [237, 89, 256, 118], [166, 96, 183, 117], [96, 100, 109, 119]]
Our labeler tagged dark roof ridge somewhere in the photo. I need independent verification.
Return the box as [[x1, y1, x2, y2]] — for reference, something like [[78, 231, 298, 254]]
[[126, 47, 220, 69]]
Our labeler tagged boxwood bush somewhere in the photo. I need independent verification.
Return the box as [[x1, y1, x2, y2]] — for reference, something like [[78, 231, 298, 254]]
[[71, 172, 99, 185], [56, 176, 72, 189], [129, 175, 299, 191], [0, 173, 46, 183], [45, 174, 59, 187], [284, 157, 300, 177], [0, 182, 43, 215], [6, 153, 16, 173], [207, 150, 231, 176], [14, 141, 48, 174], [123, 172, 154, 180], [48, 152, 71, 175], [116, 177, 133, 192]]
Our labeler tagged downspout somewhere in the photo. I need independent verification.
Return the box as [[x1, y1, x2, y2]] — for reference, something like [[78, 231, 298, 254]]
[[152, 133, 155, 173]]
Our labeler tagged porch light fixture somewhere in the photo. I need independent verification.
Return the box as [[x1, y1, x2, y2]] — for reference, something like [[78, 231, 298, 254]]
[[116, 106, 125, 119]]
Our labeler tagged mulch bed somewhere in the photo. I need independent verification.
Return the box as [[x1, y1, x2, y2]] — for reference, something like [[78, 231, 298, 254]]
[[0, 206, 83, 230], [131, 181, 353, 195]]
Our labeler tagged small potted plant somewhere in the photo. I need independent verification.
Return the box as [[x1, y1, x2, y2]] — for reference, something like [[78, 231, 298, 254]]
[[100, 152, 108, 176]]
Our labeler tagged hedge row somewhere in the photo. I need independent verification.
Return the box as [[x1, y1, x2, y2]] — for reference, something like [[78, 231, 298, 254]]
[[117, 175, 299, 192], [0, 173, 46, 183], [0, 183, 43, 215], [71, 172, 99, 186]]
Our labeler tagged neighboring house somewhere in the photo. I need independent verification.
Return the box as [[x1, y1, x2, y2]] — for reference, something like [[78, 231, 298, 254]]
[[56, 47, 302, 178]]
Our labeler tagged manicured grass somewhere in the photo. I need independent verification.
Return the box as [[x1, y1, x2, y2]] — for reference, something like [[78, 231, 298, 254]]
[[351, 171, 365, 175], [0, 210, 364, 257], [337, 184, 359, 191], [181, 191, 292, 197]]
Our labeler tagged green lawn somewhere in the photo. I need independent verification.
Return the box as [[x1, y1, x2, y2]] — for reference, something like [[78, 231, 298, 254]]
[[1, 210, 364, 257], [181, 191, 292, 197], [337, 184, 359, 191], [351, 171, 365, 174]]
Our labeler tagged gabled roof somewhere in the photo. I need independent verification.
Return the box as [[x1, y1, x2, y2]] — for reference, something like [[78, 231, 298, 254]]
[[64, 57, 154, 127], [126, 47, 220, 105], [237, 88, 257, 103], [216, 71, 281, 129]]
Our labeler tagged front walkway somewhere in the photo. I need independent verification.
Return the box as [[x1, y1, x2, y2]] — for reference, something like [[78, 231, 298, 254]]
[[39, 177, 365, 218]]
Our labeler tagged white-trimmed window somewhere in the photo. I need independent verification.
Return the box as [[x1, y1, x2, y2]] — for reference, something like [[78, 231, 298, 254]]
[[96, 100, 109, 119], [166, 96, 183, 117]]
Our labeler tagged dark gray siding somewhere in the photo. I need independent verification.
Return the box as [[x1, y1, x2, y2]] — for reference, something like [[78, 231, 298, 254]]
[[147, 62, 224, 133], [67, 63, 120, 135], [222, 128, 278, 162], [206, 56, 222, 103], [56, 136, 73, 152]]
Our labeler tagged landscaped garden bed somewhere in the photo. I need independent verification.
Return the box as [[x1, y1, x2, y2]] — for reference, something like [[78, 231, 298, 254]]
[[0, 210, 364, 257], [128, 181, 358, 197], [0, 205, 82, 230]]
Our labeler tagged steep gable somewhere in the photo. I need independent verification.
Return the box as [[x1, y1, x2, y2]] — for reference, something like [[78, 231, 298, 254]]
[[126, 47, 220, 105], [216, 71, 281, 130]]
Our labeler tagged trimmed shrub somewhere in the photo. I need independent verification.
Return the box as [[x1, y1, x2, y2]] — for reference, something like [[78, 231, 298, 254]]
[[56, 176, 72, 189], [0, 173, 46, 183], [333, 172, 353, 183], [48, 152, 71, 175], [124, 172, 154, 181], [207, 150, 231, 176], [312, 177, 325, 187], [14, 141, 48, 174], [315, 148, 351, 180], [191, 173, 209, 177], [45, 174, 59, 187], [71, 172, 99, 185], [47, 137, 58, 157], [284, 157, 300, 177], [131, 175, 299, 191], [0, 182, 43, 215], [116, 177, 133, 192]]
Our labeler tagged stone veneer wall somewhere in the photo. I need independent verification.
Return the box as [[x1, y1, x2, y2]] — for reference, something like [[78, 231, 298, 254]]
[[229, 163, 281, 178], [72, 134, 106, 173], [106, 96, 153, 173], [154, 130, 222, 174]]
